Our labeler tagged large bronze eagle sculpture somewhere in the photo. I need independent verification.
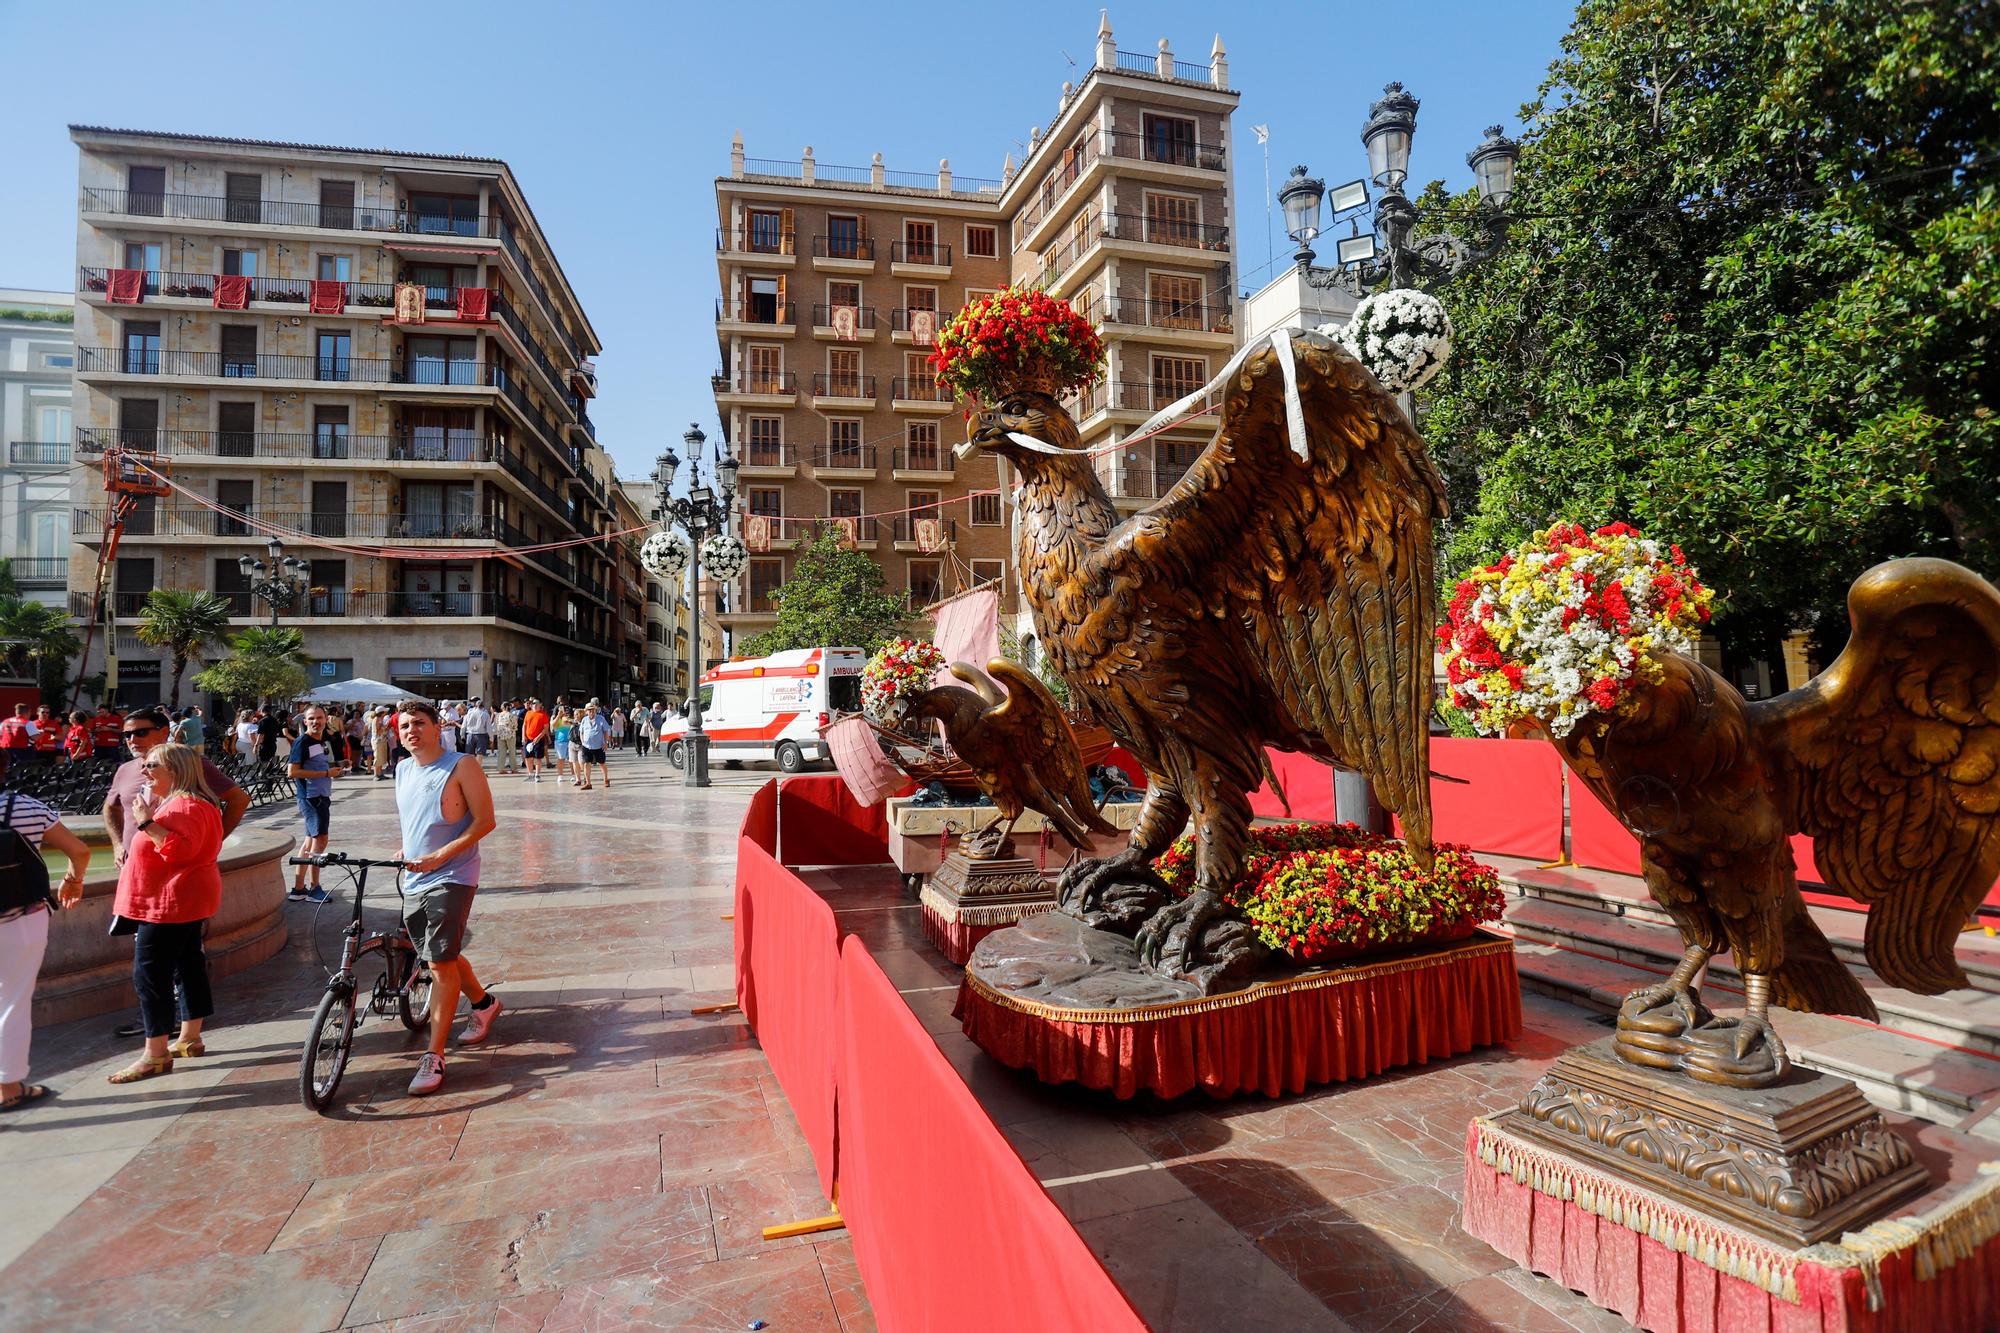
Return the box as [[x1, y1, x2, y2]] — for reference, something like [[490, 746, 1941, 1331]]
[[1542, 558, 2000, 1086], [961, 331, 1446, 972]]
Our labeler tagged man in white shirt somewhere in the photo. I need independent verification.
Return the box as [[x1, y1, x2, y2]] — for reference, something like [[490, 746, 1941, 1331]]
[[461, 699, 490, 764]]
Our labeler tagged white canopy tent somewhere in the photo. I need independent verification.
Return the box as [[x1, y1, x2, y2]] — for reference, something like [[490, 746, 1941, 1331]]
[[300, 676, 406, 705]]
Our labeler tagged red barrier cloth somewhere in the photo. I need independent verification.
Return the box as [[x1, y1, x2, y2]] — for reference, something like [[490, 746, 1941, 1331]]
[[1569, 777, 1645, 877], [836, 941, 1147, 1332], [1249, 749, 1339, 820], [1419, 738, 1566, 862], [919, 900, 1011, 966], [778, 774, 890, 866], [734, 781, 839, 1194], [107, 268, 146, 304], [1461, 1117, 2000, 1333], [212, 274, 251, 310], [955, 934, 1521, 1100], [309, 280, 346, 314], [455, 285, 490, 321]]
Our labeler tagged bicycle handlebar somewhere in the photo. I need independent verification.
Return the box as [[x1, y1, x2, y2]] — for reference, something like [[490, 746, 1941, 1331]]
[[287, 852, 409, 868]]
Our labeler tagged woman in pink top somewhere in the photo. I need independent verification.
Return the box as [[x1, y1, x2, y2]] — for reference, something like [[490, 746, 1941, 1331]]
[[108, 743, 225, 1084]]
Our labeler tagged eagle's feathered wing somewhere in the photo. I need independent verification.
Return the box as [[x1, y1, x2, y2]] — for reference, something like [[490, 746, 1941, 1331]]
[[1753, 558, 2000, 993], [1080, 331, 1448, 852]]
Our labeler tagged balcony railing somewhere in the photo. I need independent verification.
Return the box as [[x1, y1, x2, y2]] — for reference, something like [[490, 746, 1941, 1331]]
[[716, 226, 796, 255], [1099, 129, 1228, 172], [1014, 137, 1101, 235], [82, 186, 409, 233], [492, 216, 586, 368], [80, 266, 395, 310], [1103, 298, 1234, 335], [1108, 211, 1230, 251], [7, 441, 69, 465], [890, 516, 957, 545], [77, 346, 495, 384], [715, 299, 795, 326], [890, 375, 950, 403], [712, 369, 798, 396], [890, 241, 952, 266], [812, 235, 875, 260], [72, 505, 520, 543], [495, 444, 568, 512], [811, 372, 876, 399], [890, 447, 953, 474], [810, 303, 878, 330], [740, 442, 798, 468], [73, 425, 500, 464], [8, 557, 66, 585], [809, 445, 878, 471], [1066, 379, 1171, 417], [1101, 462, 1195, 500], [1113, 49, 1220, 86]]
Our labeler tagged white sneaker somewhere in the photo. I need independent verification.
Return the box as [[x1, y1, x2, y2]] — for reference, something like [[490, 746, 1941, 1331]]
[[459, 995, 503, 1045], [408, 1052, 445, 1096]]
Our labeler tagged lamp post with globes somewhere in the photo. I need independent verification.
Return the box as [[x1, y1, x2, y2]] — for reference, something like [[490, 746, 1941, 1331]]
[[237, 537, 311, 629], [650, 423, 739, 787], [1278, 81, 1519, 295]]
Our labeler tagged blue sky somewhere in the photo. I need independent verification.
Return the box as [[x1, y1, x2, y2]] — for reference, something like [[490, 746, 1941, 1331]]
[[0, 0, 1576, 482]]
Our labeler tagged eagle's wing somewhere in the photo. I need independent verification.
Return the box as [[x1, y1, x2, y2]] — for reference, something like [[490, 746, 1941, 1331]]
[[985, 658, 1074, 756], [1082, 331, 1447, 851], [948, 661, 1005, 708], [1753, 558, 2000, 993]]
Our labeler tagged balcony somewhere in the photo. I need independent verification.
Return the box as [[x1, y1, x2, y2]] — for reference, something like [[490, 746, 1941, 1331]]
[[711, 369, 798, 405], [890, 375, 953, 412], [889, 308, 940, 345], [1102, 298, 1234, 340], [1099, 129, 1228, 174], [1037, 213, 1232, 291], [1013, 138, 1101, 243], [716, 226, 796, 263], [77, 347, 495, 386], [811, 372, 876, 407], [79, 185, 492, 236], [9, 557, 66, 587], [737, 443, 799, 477], [810, 304, 878, 340], [715, 298, 795, 334], [811, 235, 876, 272], [8, 441, 69, 467], [890, 447, 954, 480], [808, 445, 878, 478], [494, 444, 568, 516], [890, 516, 957, 550], [1100, 461, 1194, 504], [889, 241, 952, 276], [81, 266, 398, 314], [1065, 379, 1162, 420], [73, 505, 415, 542]]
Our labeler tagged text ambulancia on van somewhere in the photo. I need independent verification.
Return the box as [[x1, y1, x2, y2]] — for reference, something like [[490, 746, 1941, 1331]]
[[659, 647, 864, 773]]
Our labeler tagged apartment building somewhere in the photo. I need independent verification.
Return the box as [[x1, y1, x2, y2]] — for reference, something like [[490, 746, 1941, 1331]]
[[67, 126, 615, 706], [710, 17, 1239, 645], [0, 289, 74, 609]]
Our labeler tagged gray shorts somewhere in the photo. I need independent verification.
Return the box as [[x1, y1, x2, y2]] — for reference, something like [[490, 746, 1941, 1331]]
[[401, 883, 475, 962]]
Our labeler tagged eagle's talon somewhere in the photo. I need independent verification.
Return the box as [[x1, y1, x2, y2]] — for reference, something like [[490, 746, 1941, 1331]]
[[1134, 889, 1224, 976]]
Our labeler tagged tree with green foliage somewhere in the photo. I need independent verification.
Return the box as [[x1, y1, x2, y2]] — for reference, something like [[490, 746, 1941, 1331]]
[[736, 522, 915, 656], [134, 589, 235, 707], [193, 626, 309, 706], [0, 560, 19, 599], [1420, 0, 1998, 661], [0, 597, 80, 701]]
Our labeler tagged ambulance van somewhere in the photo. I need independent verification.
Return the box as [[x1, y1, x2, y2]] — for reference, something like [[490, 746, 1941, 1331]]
[[660, 646, 865, 772]]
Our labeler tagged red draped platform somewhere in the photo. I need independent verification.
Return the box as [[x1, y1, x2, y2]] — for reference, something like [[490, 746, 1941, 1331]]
[[918, 900, 1013, 965], [955, 932, 1522, 1100], [1462, 1115, 2000, 1333]]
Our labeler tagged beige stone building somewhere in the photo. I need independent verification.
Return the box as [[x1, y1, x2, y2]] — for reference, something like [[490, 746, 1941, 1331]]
[[711, 15, 1239, 645], [67, 126, 615, 707]]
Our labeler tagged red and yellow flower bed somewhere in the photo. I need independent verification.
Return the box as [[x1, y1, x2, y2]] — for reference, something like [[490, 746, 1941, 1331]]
[[930, 285, 1105, 402], [1155, 823, 1505, 965]]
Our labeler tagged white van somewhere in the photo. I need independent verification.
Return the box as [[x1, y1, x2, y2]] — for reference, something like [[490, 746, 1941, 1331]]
[[659, 646, 865, 773]]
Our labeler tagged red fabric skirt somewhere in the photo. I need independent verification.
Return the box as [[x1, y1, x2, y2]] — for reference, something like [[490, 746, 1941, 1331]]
[[955, 933, 1522, 1100]]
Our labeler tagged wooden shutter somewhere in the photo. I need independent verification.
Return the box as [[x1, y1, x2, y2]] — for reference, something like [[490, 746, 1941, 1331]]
[[775, 274, 787, 317], [780, 208, 794, 255]]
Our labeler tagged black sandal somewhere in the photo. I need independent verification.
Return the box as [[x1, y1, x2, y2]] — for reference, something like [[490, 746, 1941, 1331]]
[[0, 1084, 50, 1112]]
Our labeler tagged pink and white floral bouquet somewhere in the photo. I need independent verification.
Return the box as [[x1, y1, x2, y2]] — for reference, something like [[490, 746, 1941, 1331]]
[[1438, 522, 1714, 738], [861, 638, 947, 720]]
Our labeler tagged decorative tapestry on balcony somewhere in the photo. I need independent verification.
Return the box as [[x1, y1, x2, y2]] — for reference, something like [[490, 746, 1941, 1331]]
[[455, 287, 491, 322], [107, 269, 146, 305], [394, 283, 427, 324], [212, 275, 251, 311], [309, 280, 347, 315]]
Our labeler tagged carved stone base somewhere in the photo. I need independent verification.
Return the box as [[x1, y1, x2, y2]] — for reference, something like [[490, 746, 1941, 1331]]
[[1509, 1037, 1930, 1248], [926, 851, 1049, 912]]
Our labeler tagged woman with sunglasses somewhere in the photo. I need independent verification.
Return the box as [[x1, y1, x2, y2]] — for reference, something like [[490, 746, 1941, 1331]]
[[106, 743, 227, 1083]]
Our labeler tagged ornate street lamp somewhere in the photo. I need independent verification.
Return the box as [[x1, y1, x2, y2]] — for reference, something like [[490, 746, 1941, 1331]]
[[238, 537, 311, 628], [1283, 82, 1520, 293], [643, 422, 741, 787]]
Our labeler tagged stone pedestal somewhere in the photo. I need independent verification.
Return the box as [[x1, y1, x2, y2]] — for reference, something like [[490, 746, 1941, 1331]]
[[1508, 1037, 1930, 1247], [918, 850, 1058, 965]]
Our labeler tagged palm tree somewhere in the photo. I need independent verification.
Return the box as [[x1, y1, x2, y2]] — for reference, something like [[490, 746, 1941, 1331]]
[[134, 589, 235, 707], [0, 595, 81, 684]]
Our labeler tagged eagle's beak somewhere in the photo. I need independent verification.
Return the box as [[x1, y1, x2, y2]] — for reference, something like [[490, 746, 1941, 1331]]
[[957, 408, 1005, 459]]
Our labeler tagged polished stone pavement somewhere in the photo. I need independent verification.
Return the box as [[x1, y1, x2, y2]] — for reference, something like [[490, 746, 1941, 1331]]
[[0, 758, 866, 1332]]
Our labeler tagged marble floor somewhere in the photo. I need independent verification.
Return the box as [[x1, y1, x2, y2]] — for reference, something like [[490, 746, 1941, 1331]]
[[0, 757, 865, 1332]]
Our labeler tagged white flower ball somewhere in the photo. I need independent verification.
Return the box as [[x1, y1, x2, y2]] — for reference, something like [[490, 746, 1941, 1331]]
[[640, 530, 692, 579], [702, 533, 749, 580], [1338, 289, 1454, 392]]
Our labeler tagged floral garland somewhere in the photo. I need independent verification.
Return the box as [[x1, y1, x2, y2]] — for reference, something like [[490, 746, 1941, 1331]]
[[1438, 521, 1715, 739], [1155, 822, 1503, 964], [639, 529, 692, 579], [861, 638, 946, 719], [1322, 288, 1453, 392], [930, 284, 1105, 402]]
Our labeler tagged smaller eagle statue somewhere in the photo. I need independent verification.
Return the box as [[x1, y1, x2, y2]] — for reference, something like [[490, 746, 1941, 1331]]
[[880, 659, 1118, 858]]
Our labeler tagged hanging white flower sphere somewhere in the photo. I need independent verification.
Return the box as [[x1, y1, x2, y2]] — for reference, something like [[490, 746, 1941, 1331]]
[[702, 533, 749, 580], [1320, 288, 1454, 393], [640, 529, 692, 579]]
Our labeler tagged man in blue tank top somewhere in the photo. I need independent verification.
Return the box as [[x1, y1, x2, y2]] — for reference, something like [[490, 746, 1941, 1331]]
[[393, 698, 499, 1096]]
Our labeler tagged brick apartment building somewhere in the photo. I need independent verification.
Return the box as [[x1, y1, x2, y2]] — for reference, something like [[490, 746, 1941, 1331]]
[[711, 15, 1240, 645], [66, 126, 623, 706]]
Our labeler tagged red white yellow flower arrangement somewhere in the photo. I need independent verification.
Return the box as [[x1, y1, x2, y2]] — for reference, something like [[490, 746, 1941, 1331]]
[[861, 638, 947, 720], [929, 284, 1105, 402], [1438, 521, 1715, 739], [1155, 822, 1503, 965]]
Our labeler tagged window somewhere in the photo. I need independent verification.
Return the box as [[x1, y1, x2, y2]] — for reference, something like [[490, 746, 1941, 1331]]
[[827, 419, 862, 465], [39, 352, 71, 369], [117, 398, 159, 450], [903, 220, 938, 263], [748, 559, 784, 612], [907, 490, 940, 522], [829, 489, 863, 518], [407, 262, 473, 307], [122, 321, 161, 374], [123, 242, 162, 276], [904, 351, 937, 398], [316, 331, 352, 382], [211, 558, 252, 616], [31, 513, 61, 559], [319, 181, 355, 230], [1144, 192, 1203, 247], [127, 166, 165, 216], [964, 224, 998, 258], [311, 482, 348, 539], [36, 405, 71, 444], [226, 172, 262, 224], [406, 335, 477, 385], [1158, 438, 1204, 490], [408, 193, 480, 237], [826, 347, 862, 396], [905, 285, 938, 312], [744, 275, 784, 323], [222, 249, 258, 278], [746, 415, 784, 465], [1143, 113, 1199, 167], [908, 559, 943, 607], [747, 345, 784, 393], [308, 560, 347, 614], [970, 559, 1004, 590], [970, 491, 1002, 525], [747, 487, 783, 517], [826, 214, 862, 258], [826, 279, 861, 309], [1151, 355, 1207, 408], [400, 561, 477, 614], [401, 407, 476, 460], [219, 326, 257, 377], [217, 402, 256, 457], [904, 421, 940, 470], [316, 254, 352, 283], [313, 406, 350, 459], [747, 207, 790, 254], [403, 484, 476, 538], [1147, 273, 1205, 329], [216, 479, 255, 537]]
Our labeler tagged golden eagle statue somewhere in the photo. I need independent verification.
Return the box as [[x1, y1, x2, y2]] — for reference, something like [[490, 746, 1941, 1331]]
[[1543, 558, 2000, 1086], [960, 330, 1446, 973]]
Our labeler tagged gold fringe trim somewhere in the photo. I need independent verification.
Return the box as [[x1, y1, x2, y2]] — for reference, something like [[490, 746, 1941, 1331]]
[[964, 934, 1514, 1024], [919, 886, 1054, 928], [1471, 1117, 1804, 1302], [1799, 1162, 2000, 1313]]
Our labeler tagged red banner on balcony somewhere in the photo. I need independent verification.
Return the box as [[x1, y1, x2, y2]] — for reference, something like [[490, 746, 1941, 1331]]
[[107, 269, 146, 305], [831, 305, 859, 341], [308, 280, 346, 315], [456, 286, 490, 322], [211, 275, 251, 311], [393, 283, 426, 324]]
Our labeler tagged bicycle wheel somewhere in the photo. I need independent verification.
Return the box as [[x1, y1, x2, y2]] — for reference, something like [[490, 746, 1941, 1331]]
[[398, 952, 434, 1032], [299, 984, 356, 1113]]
